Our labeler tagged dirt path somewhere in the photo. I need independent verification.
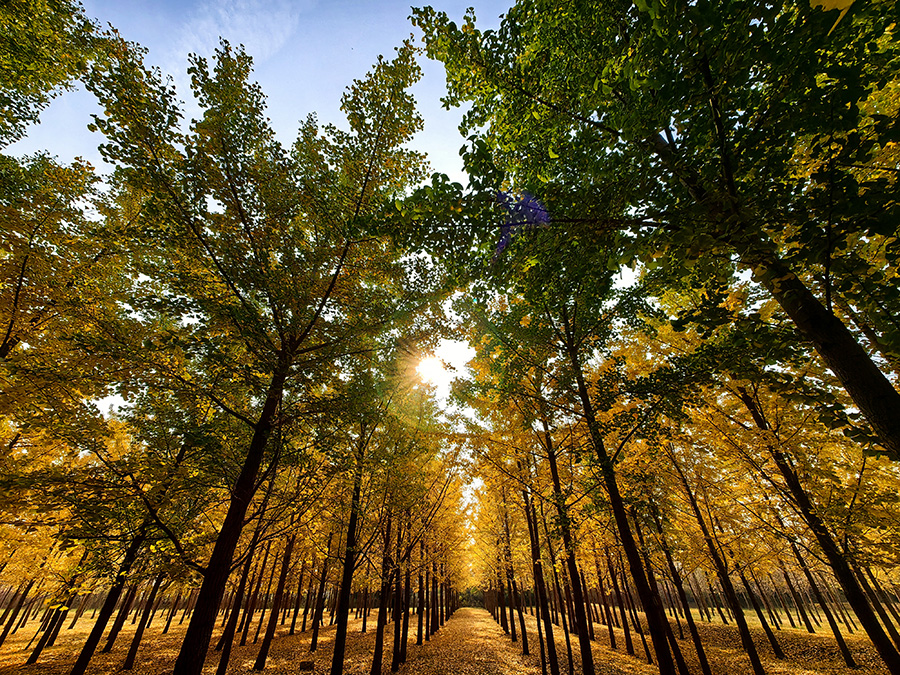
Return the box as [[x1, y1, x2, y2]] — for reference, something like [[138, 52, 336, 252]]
[[397, 607, 539, 675]]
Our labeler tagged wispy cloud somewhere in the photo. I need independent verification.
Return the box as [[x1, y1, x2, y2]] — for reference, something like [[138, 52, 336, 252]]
[[169, 0, 312, 67], [158, 0, 314, 114]]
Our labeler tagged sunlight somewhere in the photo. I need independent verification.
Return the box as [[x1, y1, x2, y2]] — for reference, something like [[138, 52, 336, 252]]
[[416, 355, 446, 386]]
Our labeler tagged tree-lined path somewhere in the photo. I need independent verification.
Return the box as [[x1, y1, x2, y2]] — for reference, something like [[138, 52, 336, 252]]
[[3, 2, 900, 675]]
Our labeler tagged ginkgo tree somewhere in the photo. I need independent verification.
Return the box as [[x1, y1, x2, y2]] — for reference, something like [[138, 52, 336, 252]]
[[83, 34, 444, 674], [411, 0, 900, 461]]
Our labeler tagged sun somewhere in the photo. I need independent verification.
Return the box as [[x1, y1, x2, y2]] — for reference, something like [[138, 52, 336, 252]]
[[416, 356, 446, 386]]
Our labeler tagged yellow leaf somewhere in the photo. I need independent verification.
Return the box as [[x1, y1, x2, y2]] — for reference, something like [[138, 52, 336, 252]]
[[810, 0, 853, 10]]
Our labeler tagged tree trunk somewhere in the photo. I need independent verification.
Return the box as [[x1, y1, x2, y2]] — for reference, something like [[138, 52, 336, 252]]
[[650, 506, 713, 675], [541, 507, 574, 674], [122, 573, 165, 670], [253, 549, 279, 644], [101, 581, 139, 654], [417, 541, 425, 645], [539, 414, 595, 675], [391, 520, 405, 672], [400, 563, 411, 664], [330, 445, 364, 675], [520, 474, 559, 675], [669, 449, 766, 675], [794, 543, 857, 668], [607, 549, 634, 656], [27, 595, 72, 665], [216, 535, 260, 675], [594, 550, 617, 649], [561, 311, 676, 675], [737, 388, 900, 673], [254, 533, 295, 670], [370, 511, 393, 675], [781, 567, 815, 632], [310, 531, 335, 652], [241, 541, 272, 646], [0, 579, 35, 649], [173, 365, 287, 675], [289, 559, 306, 635]]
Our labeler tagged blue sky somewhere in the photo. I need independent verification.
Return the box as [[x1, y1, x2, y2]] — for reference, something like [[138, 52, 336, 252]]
[[10, 0, 510, 182]]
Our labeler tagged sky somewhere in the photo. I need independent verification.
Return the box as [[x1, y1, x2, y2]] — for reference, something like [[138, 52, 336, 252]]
[[12, 0, 499, 402], [10, 0, 511, 184]]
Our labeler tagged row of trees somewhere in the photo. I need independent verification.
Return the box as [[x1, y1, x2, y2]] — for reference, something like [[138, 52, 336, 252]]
[[0, 2, 469, 674], [403, 0, 900, 674], [463, 295, 900, 675]]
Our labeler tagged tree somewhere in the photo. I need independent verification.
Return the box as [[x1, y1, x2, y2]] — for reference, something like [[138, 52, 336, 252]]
[[0, 0, 98, 146], [85, 35, 439, 674], [411, 0, 900, 459]]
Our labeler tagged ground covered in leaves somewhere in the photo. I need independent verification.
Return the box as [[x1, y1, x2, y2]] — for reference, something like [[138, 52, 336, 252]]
[[0, 605, 892, 674]]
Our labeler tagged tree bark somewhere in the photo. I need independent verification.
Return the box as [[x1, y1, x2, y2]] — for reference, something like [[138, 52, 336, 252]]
[[122, 573, 165, 670], [173, 365, 287, 675], [254, 533, 295, 670]]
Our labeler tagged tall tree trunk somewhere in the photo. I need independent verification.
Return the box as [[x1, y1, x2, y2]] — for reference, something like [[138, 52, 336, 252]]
[[309, 531, 335, 652], [781, 567, 815, 633], [430, 558, 438, 635], [417, 541, 425, 645], [520, 475, 560, 675], [400, 563, 411, 664], [216, 533, 260, 675], [370, 511, 393, 675], [254, 533, 295, 670], [793, 542, 857, 668], [163, 591, 183, 634], [27, 593, 73, 665], [560, 311, 676, 675], [0, 579, 35, 649], [173, 365, 287, 675], [539, 414, 594, 675], [767, 573, 797, 629], [391, 520, 405, 672], [330, 443, 365, 675], [606, 548, 634, 656], [70, 520, 148, 675], [289, 558, 306, 635], [122, 573, 165, 670], [669, 448, 766, 675], [593, 549, 617, 649], [540, 506, 574, 673], [241, 542, 272, 646], [650, 505, 713, 675], [101, 581, 139, 654], [253, 548, 279, 644]]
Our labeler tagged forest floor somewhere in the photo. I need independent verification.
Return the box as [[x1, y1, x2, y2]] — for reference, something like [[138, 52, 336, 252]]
[[0, 605, 892, 675]]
